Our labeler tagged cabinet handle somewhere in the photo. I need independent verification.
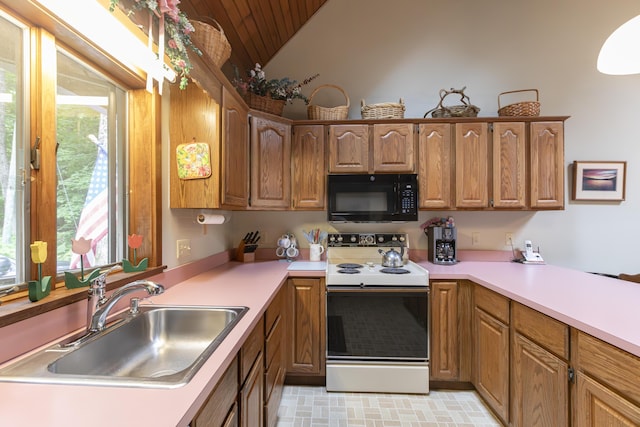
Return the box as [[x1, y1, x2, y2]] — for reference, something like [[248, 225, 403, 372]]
[[568, 367, 575, 383]]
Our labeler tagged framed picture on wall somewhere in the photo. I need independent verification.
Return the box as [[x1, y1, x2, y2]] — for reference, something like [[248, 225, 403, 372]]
[[572, 161, 627, 201]]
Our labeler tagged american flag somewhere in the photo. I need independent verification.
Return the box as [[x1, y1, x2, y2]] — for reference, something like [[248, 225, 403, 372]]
[[69, 135, 109, 269]]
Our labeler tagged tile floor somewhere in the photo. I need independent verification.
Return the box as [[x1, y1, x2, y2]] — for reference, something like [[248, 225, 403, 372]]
[[276, 385, 501, 427]]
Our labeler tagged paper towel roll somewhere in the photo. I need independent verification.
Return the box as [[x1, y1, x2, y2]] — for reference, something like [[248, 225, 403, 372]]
[[196, 214, 228, 225]]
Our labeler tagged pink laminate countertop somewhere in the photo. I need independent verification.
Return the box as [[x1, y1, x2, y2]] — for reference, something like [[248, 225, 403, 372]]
[[0, 261, 323, 427], [422, 260, 640, 357]]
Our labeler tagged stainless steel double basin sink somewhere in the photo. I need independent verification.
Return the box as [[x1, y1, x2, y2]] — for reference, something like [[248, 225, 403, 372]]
[[0, 305, 248, 388]]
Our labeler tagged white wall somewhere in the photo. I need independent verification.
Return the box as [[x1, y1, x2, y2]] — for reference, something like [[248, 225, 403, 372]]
[[255, 0, 640, 275], [162, 0, 640, 275]]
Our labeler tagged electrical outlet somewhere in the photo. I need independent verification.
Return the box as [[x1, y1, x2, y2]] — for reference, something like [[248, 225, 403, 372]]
[[505, 232, 514, 246], [176, 239, 191, 260], [472, 232, 480, 246]]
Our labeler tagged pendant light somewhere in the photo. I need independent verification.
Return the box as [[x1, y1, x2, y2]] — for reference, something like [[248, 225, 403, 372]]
[[597, 14, 640, 75]]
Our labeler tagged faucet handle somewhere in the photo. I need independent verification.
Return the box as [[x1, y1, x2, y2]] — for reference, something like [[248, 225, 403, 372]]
[[129, 297, 140, 315]]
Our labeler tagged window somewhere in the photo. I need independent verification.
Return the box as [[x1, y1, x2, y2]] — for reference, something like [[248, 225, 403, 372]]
[[0, 12, 27, 288], [55, 50, 126, 273]]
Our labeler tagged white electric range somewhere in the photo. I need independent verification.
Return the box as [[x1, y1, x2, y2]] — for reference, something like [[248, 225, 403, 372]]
[[324, 233, 430, 395]]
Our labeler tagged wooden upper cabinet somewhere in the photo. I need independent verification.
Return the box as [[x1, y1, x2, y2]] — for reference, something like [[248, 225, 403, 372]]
[[250, 114, 291, 209], [169, 82, 221, 209], [221, 87, 249, 208], [372, 123, 415, 172], [292, 125, 325, 209], [492, 122, 527, 209], [418, 123, 453, 209], [530, 121, 564, 209], [328, 124, 369, 173], [455, 122, 489, 208]]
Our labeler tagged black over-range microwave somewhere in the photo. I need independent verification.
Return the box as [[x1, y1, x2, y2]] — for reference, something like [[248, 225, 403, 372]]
[[327, 174, 418, 222]]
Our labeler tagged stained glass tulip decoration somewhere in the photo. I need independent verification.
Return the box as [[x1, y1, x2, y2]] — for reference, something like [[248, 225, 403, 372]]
[[64, 237, 101, 289], [122, 234, 148, 272], [28, 241, 52, 302]]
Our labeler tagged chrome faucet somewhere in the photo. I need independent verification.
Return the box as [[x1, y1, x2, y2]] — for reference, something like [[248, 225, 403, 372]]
[[86, 267, 164, 332], [86, 265, 121, 331]]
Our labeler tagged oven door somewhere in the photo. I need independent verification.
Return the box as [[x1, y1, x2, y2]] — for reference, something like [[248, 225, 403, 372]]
[[326, 286, 429, 361]]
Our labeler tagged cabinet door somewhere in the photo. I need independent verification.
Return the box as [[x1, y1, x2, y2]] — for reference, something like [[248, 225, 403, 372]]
[[192, 358, 239, 427], [430, 281, 459, 380], [455, 123, 489, 208], [169, 82, 221, 208], [576, 373, 640, 427], [492, 122, 526, 209], [418, 123, 453, 209], [530, 121, 564, 209], [328, 124, 369, 173], [221, 87, 249, 208], [250, 116, 291, 208], [240, 352, 264, 427], [511, 333, 569, 427], [287, 278, 325, 375], [474, 307, 509, 424], [372, 123, 415, 172], [292, 125, 325, 209]]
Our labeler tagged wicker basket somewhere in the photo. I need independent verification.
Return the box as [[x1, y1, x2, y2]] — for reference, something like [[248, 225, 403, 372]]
[[307, 85, 350, 120], [361, 99, 405, 119], [244, 93, 286, 116], [190, 18, 232, 68], [498, 89, 540, 117], [424, 87, 480, 118]]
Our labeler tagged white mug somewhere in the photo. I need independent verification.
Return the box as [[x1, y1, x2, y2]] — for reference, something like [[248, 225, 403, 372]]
[[277, 236, 291, 248], [276, 246, 286, 257], [309, 244, 324, 262], [286, 246, 299, 258]]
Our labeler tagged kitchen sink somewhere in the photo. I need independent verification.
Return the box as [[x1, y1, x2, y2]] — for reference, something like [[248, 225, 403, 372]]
[[0, 305, 248, 388]]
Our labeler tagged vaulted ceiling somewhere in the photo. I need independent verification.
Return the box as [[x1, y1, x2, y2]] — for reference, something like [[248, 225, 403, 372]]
[[180, 0, 328, 75]]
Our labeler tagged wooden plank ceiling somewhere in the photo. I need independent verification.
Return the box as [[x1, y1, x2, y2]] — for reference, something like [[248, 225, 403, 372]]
[[180, 0, 328, 76]]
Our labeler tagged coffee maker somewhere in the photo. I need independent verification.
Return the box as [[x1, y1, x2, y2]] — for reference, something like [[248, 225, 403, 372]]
[[426, 226, 458, 265]]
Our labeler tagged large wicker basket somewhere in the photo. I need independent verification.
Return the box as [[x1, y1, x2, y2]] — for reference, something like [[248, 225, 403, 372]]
[[244, 93, 286, 116], [498, 89, 540, 116], [307, 84, 350, 120], [361, 99, 405, 119], [190, 18, 232, 68]]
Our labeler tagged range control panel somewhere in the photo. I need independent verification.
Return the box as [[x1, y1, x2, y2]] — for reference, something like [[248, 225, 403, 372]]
[[327, 233, 408, 247]]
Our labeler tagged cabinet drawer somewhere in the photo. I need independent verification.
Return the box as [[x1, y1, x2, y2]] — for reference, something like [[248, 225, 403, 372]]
[[265, 286, 285, 335], [265, 314, 282, 370], [240, 317, 264, 384], [192, 357, 239, 427], [264, 344, 283, 401], [264, 365, 286, 427], [512, 302, 569, 359], [474, 285, 509, 324], [575, 331, 640, 406]]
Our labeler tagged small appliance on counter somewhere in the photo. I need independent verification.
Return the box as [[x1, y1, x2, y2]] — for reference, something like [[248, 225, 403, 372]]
[[423, 216, 458, 265]]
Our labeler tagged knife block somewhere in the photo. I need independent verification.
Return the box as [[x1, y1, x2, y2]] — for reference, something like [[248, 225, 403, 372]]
[[235, 241, 255, 262]]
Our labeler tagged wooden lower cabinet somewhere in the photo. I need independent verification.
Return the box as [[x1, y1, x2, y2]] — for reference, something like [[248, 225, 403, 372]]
[[473, 285, 510, 424], [574, 330, 640, 426], [511, 302, 570, 427], [192, 358, 239, 427], [286, 277, 325, 377], [241, 352, 264, 427], [429, 280, 472, 385], [512, 333, 568, 426], [264, 286, 286, 427]]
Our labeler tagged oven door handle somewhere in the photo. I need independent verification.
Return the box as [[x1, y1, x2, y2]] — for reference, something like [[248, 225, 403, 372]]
[[326, 286, 429, 293]]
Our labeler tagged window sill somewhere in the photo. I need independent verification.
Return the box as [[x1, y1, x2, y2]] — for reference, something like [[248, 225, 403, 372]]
[[0, 265, 166, 328]]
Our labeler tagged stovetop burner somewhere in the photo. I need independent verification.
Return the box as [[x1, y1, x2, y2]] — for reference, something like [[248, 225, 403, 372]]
[[338, 268, 361, 274], [380, 267, 410, 274], [337, 263, 363, 269]]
